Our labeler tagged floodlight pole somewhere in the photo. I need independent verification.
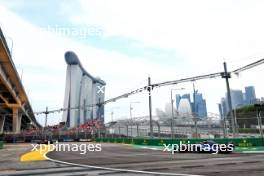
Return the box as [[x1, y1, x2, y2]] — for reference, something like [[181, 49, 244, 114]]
[[170, 90, 174, 139], [222, 62, 236, 137], [43, 106, 48, 140], [130, 102, 140, 137], [45, 107, 48, 128], [255, 104, 264, 139], [148, 76, 153, 138], [193, 83, 198, 138]]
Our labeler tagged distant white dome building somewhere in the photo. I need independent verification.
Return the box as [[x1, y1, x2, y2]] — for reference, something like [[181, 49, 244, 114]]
[[178, 98, 192, 116]]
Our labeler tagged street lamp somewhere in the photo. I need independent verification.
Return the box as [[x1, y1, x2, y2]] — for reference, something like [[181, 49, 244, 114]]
[[110, 107, 120, 122], [130, 102, 141, 137], [254, 103, 263, 139], [170, 88, 185, 139]]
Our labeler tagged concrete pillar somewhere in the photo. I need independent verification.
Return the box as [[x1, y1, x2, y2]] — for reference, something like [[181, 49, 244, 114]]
[[12, 108, 22, 134], [0, 115, 5, 134]]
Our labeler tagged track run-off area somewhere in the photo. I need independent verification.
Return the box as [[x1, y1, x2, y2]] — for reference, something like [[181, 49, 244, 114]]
[[43, 143, 264, 176], [2, 143, 264, 176]]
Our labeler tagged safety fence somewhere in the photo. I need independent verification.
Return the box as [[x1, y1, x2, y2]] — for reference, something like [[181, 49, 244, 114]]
[[95, 137, 264, 147]]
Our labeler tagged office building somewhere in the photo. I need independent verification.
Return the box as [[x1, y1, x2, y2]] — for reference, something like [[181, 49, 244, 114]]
[[218, 86, 258, 117], [176, 91, 207, 118], [245, 86, 256, 105]]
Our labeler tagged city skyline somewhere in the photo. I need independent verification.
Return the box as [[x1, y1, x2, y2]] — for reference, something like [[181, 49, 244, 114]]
[[218, 85, 260, 118], [1, 1, 264, 176], [1, 1, 264, 125], [176, 91, 207, 118]]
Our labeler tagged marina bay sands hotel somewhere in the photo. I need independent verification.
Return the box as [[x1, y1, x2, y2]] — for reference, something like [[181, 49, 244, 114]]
[[62, 51, 106, 128]]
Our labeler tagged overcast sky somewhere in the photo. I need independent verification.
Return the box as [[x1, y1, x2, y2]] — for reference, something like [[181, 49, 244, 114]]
[[1, 0, 264, 125]]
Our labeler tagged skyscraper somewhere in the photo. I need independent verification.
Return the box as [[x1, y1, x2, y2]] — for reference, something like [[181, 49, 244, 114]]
[[220, 97, 228, 117], [229, 90, 244, 109], [193, 92, 207, 117], [261, 97, 264, 103], [175, 92, 207, 117], [177, 98, 192, 116], [218, 104, 223, 119], [245, 86, 256, 105], [182, 94, 191, 104], [219, 86, 257, 117], [175, 94, 181, 110]]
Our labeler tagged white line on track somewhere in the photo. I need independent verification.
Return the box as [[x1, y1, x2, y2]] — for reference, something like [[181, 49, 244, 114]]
[[140, 146, 163, 151], [240, 151, 264, 153], [44, 153, 204, 176]]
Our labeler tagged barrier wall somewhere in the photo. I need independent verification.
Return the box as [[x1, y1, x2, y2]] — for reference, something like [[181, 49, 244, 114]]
[[95, 137, 264, 147]]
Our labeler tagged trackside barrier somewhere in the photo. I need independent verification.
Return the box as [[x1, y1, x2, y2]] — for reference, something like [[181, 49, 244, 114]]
[[0, 141, 3, 149], [95, 138, 264, 147]]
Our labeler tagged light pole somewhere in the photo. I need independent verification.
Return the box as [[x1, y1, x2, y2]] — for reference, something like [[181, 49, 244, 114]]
[[110, 107, 120, 122], [255, 104, 263, 139], [130, 102, 141, 137], [259, 111, 263, 139], [218, 103, 227, 138], [110, 107, 119, 137], [43, 107, 49, 140], [148, 77, 153, 138], [192, 83, 198, 138], [170, 88, 185, 139], [221, 62, 236, 137]]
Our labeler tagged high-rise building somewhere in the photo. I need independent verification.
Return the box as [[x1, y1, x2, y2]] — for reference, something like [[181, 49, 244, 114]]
[[175, 92, 207, 117], [230, 90, 244, 109], [176, 94, 192, 112], [177, 98, 192, 116], [220, 97, 228, 117], [175, 94, 181, 110], [261, 97, 264, 103], [245, 86, 256, 105], [182, 94, 191, 104], [219, 86, 258, 117], [62, 51, 106, 128], [193, 92, 207, 117], [222, 89, 244, 113], [218, 104, 223, 119]]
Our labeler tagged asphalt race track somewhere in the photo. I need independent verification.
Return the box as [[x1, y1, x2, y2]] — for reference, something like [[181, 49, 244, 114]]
[[46, 143, 264, 176]]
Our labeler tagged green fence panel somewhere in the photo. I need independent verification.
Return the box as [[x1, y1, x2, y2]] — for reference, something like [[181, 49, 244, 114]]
[[0, 141, 3, 149], [95, 137, 264, 147]]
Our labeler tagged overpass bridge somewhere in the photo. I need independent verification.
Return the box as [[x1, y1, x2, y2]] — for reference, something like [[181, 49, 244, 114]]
[[0, 27, 40, 134]]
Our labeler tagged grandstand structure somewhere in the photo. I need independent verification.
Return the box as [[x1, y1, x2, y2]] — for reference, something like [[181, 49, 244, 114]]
[[62, 51, 106, 128], [0, 27, 40, 134], [106, 112, 222, 138]]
